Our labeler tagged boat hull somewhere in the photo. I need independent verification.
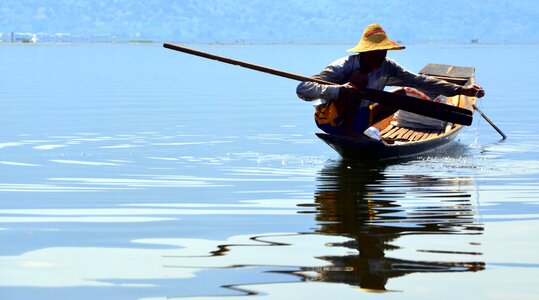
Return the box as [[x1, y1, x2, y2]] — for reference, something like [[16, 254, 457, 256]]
[[316, 130, 460, 161], [315, 63, 476, 161]]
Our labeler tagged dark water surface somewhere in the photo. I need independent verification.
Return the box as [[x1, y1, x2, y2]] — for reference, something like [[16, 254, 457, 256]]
[[1, 44, 538, 299]]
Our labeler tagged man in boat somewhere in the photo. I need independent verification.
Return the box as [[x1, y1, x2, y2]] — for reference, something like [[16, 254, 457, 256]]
[[296, 23, 485, 136]]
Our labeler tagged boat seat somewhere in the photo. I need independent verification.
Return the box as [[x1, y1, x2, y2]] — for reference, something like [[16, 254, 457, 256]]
[[419, 64, 474, 85], [379, 124, 444, 143], [377, 91, 463, 144]]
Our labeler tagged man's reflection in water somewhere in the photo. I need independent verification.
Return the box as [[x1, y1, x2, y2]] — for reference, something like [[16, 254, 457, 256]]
[[299, 161, 485, 291]]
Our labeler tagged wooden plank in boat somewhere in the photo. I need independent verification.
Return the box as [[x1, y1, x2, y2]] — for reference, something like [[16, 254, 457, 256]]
[[382, 126, 400, 138], [384, 126, 400, 137], [426, 130, 443, 139], [416, 131, 430, 141], [445, 123, 455, 133], [411, 131, 426, 141], [379, 124, 394, 135], [387, 127, 402, 139], [390, 128, 408, 139], [419, 64, 475, 79], [417, 131, 432, 141], [402, 130, 415, 140], [452, 95, 462, 107], [410, 131, 422, 141], [396, 128, 410, 140]]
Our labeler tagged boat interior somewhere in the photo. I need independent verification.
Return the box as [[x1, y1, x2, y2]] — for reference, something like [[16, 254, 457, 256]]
[[371, 64, 476, 144]]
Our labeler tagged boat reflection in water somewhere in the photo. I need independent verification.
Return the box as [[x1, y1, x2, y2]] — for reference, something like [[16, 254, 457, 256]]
[[298, 160, 485, 291]]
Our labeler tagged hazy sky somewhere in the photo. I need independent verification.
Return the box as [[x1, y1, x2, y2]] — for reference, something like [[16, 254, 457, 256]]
[[2, 0, 538, 43]]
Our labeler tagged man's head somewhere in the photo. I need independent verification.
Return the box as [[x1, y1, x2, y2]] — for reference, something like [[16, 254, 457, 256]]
[[347, 24, 404, 53], [361, 50, 387, 70]]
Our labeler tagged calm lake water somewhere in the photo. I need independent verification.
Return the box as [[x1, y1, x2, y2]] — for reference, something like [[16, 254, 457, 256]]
[[1, 43, 538, 299]]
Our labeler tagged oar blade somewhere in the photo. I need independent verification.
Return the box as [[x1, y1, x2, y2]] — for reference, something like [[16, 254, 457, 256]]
[[363, 89, 473, 126]]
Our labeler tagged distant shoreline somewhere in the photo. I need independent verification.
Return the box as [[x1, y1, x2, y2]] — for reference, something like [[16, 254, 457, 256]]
[[0, 32, 526, 46], [0, 41, 533, 46]]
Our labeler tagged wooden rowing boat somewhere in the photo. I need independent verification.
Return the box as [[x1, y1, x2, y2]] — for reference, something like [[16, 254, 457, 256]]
[[316, 64, 477, 160], [163, 44, 503, 146]]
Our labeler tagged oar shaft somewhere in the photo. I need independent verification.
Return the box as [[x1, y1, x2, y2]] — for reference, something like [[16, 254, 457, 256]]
[[472, 104, 507, 139], [163, 43, 473, 125], [163, 43, 334, 85]]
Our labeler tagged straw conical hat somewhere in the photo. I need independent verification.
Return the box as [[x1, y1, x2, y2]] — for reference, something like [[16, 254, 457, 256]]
[[347, 24, 405, 53]]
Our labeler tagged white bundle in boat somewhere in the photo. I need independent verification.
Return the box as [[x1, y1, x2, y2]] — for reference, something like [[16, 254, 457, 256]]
[[392, 87, 451, 130]]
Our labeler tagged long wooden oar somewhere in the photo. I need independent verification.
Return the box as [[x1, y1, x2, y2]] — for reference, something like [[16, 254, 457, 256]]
[[472, 104, 507, 139], [163, 43, 473, 126]]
